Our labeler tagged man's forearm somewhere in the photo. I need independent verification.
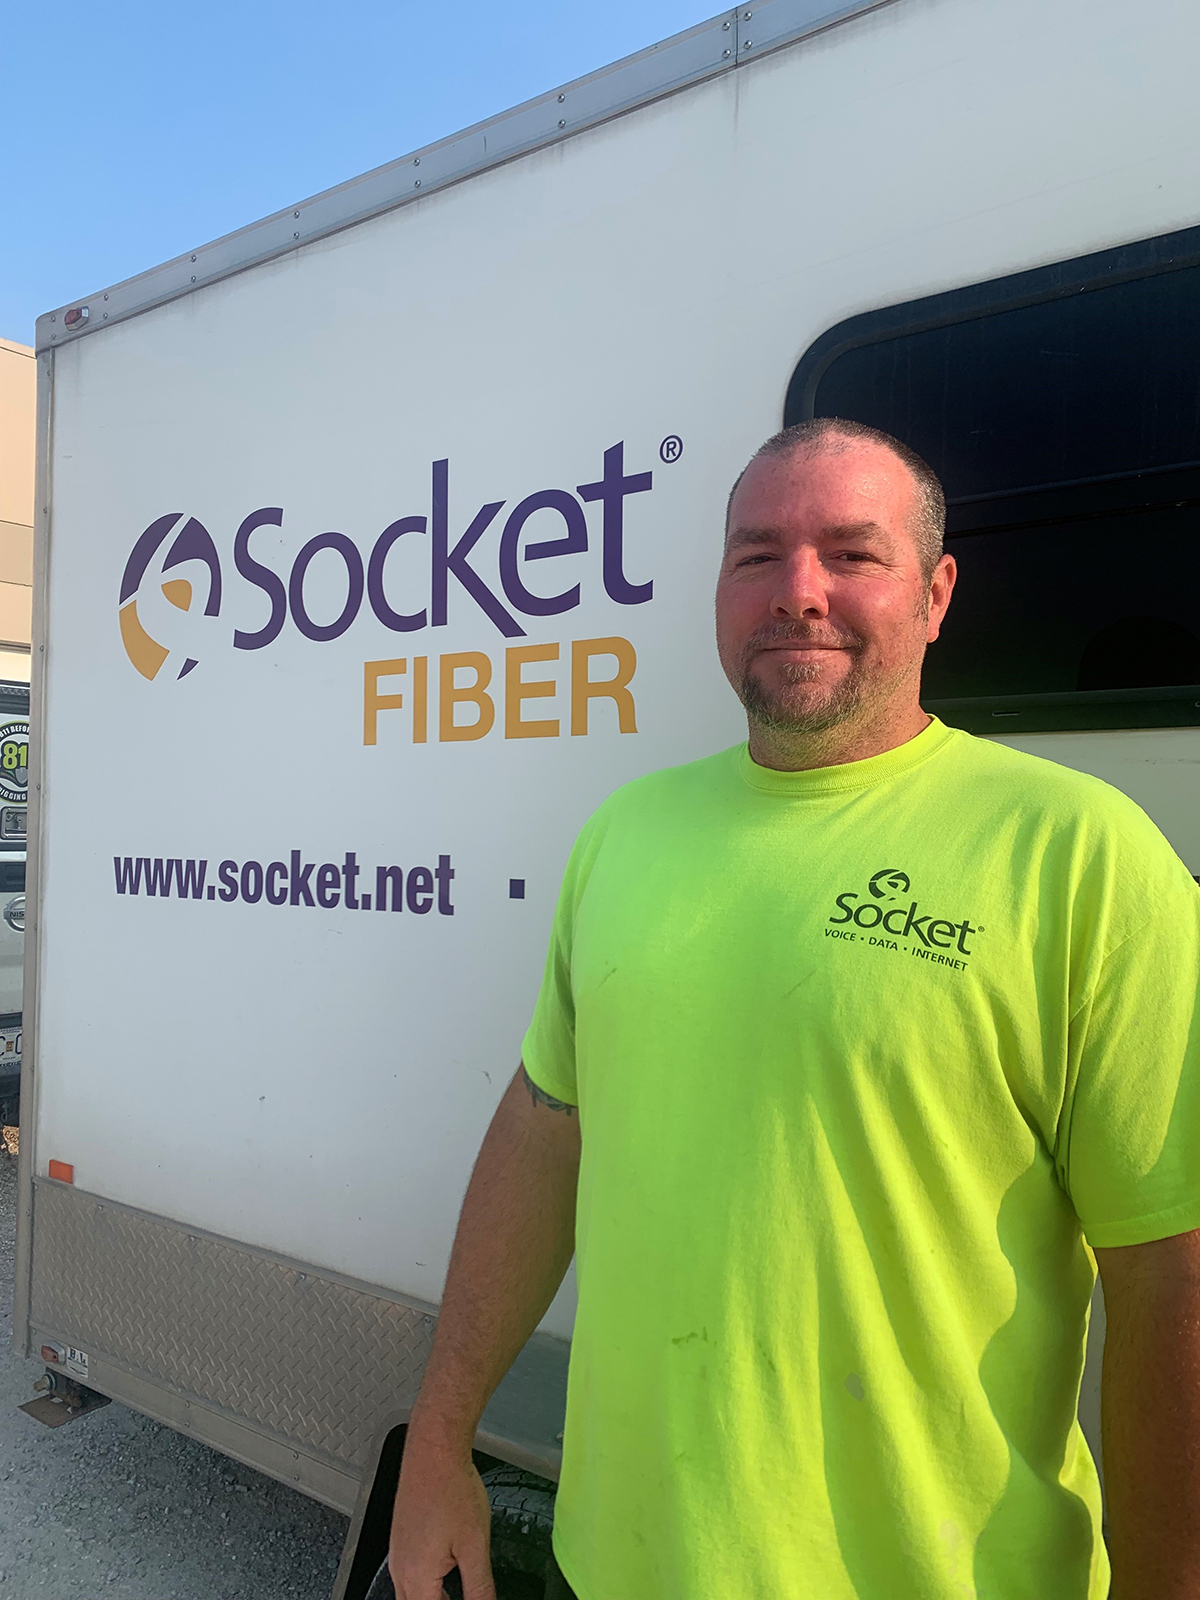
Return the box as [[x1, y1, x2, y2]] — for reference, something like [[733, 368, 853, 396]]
[[407, 1066, 581, 1458], [1097, 1232, 1200, 1599]]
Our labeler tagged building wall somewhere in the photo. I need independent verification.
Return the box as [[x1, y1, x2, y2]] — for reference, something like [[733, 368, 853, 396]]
[[0, 338, 34, 683]]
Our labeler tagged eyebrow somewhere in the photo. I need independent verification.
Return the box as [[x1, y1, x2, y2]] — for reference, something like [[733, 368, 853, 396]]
[[724, 520, 896, 554]]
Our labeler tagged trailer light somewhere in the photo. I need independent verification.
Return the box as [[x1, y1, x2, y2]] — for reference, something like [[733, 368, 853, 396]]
[[63, 306, 89, 328], [48, 1160, 74, 1184], [40, 1344, 63, 1365]]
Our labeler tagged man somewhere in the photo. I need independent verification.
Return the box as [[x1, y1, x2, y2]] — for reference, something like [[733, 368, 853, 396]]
[[390, 419, 1200, 1599]]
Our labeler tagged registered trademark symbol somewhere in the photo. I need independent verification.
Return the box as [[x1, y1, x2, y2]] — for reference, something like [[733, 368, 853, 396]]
[[659, 434, 684, 464]]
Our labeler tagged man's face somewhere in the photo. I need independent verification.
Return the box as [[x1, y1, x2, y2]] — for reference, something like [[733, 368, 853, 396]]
[[716, 441, 955, 737]]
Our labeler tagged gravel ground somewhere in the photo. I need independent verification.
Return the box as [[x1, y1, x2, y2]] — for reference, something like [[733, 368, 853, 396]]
[[0, 1137, 350, 1599]]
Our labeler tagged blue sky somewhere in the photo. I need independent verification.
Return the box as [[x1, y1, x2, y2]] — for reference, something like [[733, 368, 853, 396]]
[[1, 1, 719, 346]]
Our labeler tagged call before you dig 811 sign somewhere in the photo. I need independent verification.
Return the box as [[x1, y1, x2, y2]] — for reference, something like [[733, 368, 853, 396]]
[[0, 721, 28, 805]]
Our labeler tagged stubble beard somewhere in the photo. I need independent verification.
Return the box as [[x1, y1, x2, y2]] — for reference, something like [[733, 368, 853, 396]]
[[739, 654, 867, 736], [734, 623, 869, 737], [734, 597, 932, 741]]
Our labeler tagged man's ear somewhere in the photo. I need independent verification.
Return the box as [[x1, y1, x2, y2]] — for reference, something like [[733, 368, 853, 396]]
[[925, 553, 957, 644]]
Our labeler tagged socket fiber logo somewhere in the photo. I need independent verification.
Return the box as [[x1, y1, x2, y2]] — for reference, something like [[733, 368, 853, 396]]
[[114, 443, 663, 693], [118, 513, 223, 680]]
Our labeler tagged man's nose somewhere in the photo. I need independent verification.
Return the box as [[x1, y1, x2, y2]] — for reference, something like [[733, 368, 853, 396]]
[[771, 547, 829, 619]]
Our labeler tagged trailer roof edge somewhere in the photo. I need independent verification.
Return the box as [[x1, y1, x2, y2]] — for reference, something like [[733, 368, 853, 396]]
[[35, 0, 899, 355]]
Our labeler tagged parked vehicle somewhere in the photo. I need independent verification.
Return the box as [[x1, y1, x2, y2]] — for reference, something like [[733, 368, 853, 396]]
[[15, 1, 1200, 1593], [0, 680, 28, 1124]]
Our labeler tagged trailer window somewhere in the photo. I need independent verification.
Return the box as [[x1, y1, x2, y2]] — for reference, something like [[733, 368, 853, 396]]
[[785, 226, 1200, 733]]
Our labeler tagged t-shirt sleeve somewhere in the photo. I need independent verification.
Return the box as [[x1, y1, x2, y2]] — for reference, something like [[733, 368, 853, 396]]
[[1063, 882, 1200, 1248], [521, 814, 604, 1107]]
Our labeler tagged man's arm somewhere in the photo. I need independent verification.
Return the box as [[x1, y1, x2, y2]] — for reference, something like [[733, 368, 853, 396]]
[[1095, 1228, 1200, 1600], [388, 1064, 581, 1600]]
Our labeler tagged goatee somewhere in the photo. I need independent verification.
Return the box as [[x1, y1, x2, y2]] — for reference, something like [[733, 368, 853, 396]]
[[735, 622, 867, 736]]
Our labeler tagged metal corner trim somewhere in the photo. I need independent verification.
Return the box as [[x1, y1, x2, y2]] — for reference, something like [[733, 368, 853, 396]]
[[12, 347, 52, 1356], [35, 0, 901, 354]]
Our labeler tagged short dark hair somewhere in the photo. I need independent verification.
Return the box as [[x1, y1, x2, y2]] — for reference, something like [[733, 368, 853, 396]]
[[726, 417, 946, 578]]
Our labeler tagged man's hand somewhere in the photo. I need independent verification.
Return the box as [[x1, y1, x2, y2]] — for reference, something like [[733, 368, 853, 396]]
[[1095, 1227, 1200, 1600], [388, 1433, 494, 1600]]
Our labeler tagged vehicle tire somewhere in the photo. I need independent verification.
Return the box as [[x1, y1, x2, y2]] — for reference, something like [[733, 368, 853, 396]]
[[481, 1464, 557, 1578]]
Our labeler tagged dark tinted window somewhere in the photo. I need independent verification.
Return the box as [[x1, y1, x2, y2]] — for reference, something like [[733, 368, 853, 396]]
[[787, 228, 1200, 732]]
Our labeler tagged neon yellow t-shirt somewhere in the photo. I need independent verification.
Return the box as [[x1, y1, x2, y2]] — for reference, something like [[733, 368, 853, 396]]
[[522, 718, 1200, 1600]]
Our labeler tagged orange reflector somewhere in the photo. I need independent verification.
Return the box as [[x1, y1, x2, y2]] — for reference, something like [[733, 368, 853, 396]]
[[40, 1345, 61, 1363], [48, 1160, 74, 1183]]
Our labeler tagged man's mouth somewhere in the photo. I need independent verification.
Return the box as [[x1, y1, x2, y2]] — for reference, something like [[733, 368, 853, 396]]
[[760, 642, 843, 652], [753, 641, 854, 661]]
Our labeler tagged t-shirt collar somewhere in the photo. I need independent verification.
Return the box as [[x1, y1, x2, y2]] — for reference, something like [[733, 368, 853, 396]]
[[737, 716, 957, 797]]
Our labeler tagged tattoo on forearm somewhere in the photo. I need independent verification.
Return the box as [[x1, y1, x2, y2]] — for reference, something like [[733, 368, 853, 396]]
[[521, 1065, 576, 1116]]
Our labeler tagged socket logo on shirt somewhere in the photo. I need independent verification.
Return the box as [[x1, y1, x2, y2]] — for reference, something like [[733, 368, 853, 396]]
[[828, 868, 982, 956]]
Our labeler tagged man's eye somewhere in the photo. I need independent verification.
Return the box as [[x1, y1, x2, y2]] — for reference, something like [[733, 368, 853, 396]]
[[737, 553, 774, 566]]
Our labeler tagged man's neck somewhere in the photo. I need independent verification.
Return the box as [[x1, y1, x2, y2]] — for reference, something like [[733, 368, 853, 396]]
[[746, 700, 933, 773]]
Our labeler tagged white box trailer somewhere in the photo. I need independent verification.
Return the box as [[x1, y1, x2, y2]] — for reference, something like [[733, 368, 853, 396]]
[[15, 0, 1200, 1589]]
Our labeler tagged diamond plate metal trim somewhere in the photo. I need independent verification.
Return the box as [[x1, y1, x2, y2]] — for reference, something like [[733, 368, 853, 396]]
[[30, 1179, 435, 1471]]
